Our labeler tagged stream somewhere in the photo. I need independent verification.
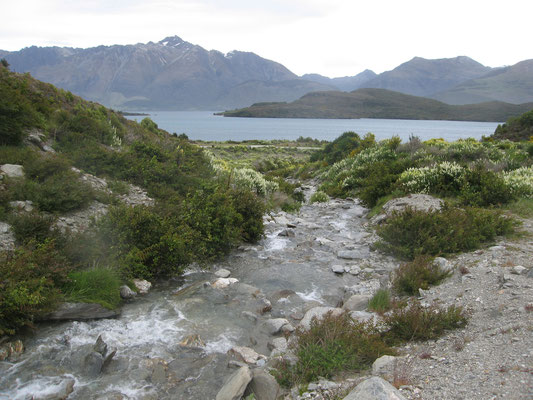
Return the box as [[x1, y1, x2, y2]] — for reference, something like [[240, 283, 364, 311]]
[[0, 194, 397, 400]]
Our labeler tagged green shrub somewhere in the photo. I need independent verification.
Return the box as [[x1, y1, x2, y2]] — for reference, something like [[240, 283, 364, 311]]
[[64, 268, 122, 309], [274, 312, 393, 387], [392, 256, 451, 296], [459, 166, 516, 206], [230, 189, 265, 243], [368, 288, 392, 313], [309, 191, 328, 204], [384, 301, 467, 343], [0, 240, 70, 335], [310, 132, 375, 165], [376, 205, 517, 259], [8, 211, 56, 244]]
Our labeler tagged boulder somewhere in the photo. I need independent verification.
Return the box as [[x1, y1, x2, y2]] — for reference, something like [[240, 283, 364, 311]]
[[39, 302, 120, 321], [244, 370, 280, 400], [132, 279, 152, 294], [512, 265, 527, 275], [433, 257, 453, 273], [299, 307, 344, 331], [0, 164, 24, 178], [83, 351, 104, 377], [119, 285, 137, 299], [342, 294, 371, 311], [372, 355, 398, 380], [331, 264, 345, 274], [212, 277, 239, 289], [278, 229, 295, 237], [216, 366, 252, 400], [381, 194, 443, 216], [263, 318, 291, 335], [343, 376, 407, 400]]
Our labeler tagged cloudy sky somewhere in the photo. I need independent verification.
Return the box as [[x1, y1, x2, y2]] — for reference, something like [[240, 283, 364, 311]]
[[2, 0, 532, 77]]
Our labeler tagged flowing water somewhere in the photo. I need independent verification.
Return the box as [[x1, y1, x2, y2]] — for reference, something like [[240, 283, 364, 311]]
[[0, 192, 397, 400]]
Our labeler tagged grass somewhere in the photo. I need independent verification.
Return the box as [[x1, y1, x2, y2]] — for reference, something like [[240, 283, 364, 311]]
[[504, 198, 533, 218], [64, 267, 122, 309], [368, 288, 392, 313]]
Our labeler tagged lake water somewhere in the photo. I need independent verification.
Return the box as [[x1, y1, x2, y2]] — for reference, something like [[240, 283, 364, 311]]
[[125, 111, 501, 142]]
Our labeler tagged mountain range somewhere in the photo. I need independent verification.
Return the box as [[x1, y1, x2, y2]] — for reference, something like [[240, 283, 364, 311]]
[[1, 36, 533, 111]]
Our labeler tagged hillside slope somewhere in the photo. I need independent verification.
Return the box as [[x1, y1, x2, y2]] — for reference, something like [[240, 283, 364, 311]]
[[432, 59, 533, 105], [220, 88, 533, 121]]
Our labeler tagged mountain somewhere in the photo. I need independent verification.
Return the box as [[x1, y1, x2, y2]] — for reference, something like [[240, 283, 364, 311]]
[[219, 88, 533, 122], [301, 69, 377, 92], [1, 36, 335, 110], [432, 60, 533, 105], [360, 56, 493, 97]]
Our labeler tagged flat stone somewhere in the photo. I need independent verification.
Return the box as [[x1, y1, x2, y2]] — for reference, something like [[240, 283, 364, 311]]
[[39, 302, 120, 321], [337, 249, 368, 260], [342, 294, 371, 311], [299, 307, 344, 331], [278, 229, 295, 237], [343, 376, 407, 400], [0, 164, 24, 178], [512, 265, 527, 275], [216, 366, 252, 400], [215, 268, 232, 278], [331, 265, 345, 274], [228, 346, 266, 364], [348, 266, 361, 275], [372, 355, 398, 378]]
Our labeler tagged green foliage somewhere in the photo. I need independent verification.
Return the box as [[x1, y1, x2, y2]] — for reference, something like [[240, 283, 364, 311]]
[[309, 191, 328, 204], [8, 211, 56, 244], [275, 312, 393, 386], [504, 198, 533, 218], [491, 109, 533, 141], [230, 189, 265, 243], [376, 206, 517, 259], [64, 268, 122, 309], [392, 256, 451, 295], [0, 240, 70, 335], [368, 289, 392, 313], [140, 117, 160, 134], [310, 132, 375, 165], [384, 302, 468, 343], [459, 166, 516, 206]]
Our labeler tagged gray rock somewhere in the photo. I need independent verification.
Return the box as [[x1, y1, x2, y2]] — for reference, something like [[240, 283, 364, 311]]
[[151, 363, 167, 384], [512, 265, 527, 275], [263, 318, 290, 335], [331, 264, 345, 274], [39, 302, 120, 321], [120, 285, 137, 299], [299, 307, 344, 331], [342, 294, 371, 311], [242, 311, 258, 322], [347, 265, 361, 275], [380, 194, 443, 217], [372, 355, 398, 379], [269, 337, 288, 355], [9, 200, 34, 212], [278, 229, 295, 237], [216, 366, 252, 400], [215, 268, 232, 278], [83, 351, 104, 377], [244, 370, 280, 400], [257, 298, 272, 314], [338, 250, 367, 260], [281, 323, 295, 334], [350, 311, 378, 323], [343, 376, 407, 400], [102, 349, 117, 372], [228, 346, 266, 365], [0, 164, 24, 178], [434, 257, 453, 273], [94, 335, 108, 357]]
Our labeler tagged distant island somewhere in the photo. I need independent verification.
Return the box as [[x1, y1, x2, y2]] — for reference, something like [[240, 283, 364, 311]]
[[219, 88, 533, 122]]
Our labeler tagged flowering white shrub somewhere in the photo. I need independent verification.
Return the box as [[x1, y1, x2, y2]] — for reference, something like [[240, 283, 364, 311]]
[[232, 168, 278, 196], [398, 162, 465, 194], [502, 166, 533, 197]]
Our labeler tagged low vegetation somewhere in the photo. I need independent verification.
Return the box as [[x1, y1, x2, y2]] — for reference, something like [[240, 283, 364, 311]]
[[392, 256, 451, 295]]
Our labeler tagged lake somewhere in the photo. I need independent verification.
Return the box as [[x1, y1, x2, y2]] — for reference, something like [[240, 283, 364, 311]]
[[125, 111, 501, 142]]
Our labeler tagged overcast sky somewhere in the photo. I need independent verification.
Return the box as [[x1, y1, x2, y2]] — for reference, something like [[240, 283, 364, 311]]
[[2, 0, 532, 77]]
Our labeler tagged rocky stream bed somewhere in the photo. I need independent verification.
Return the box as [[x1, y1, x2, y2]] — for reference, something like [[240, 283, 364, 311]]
[[0, 191, 532, 400]]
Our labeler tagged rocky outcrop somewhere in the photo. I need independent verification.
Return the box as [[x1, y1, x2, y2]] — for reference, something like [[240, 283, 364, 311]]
[[343, 376, 407, 400], [372, 194, 443, 224], [216, 366, 253, 400]]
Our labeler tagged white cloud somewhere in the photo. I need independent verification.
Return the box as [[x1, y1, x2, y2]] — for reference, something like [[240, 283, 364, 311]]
[[0, 0, 531, 77]]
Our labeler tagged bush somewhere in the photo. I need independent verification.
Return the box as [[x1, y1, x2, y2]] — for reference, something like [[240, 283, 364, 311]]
[[64, 268, 122, 309], [309, 191, 328, 204], [8, 211, 56, 244], [0, 240, 70, 335], [384, 301, 467, 343], [392, 256, 451, 296], [310, 132, 375, 165], [274, 312, 393, 386], [459, 166, 516, 206], [230, 189, 265, 243], [376, 205, 517, 259]]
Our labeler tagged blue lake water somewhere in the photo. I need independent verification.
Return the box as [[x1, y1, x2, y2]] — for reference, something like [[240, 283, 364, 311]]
[[126, 111, 501, 142]]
